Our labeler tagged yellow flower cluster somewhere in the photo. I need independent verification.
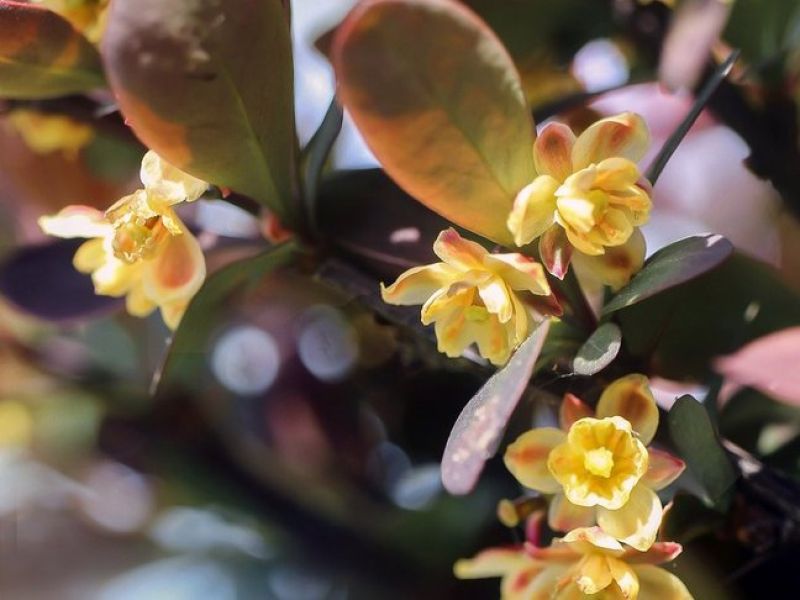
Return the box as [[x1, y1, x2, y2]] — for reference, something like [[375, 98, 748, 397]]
[[39, 151, 208, 329], [7, 109, 94, 158], [456, 375, 692, 599]]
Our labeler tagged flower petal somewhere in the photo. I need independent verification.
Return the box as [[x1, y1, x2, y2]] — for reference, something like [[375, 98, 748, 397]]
[[504, 428, 566, 493], [39, 206, 111, 239], [534, 122, 575, 181], [572, 227, 646, 291], [539, 225, 573, 280], [473, 313, 514, 366], [484, 253, 551, 296], [596, 374, 658, 445], [142, 226, 206, 306], [548, 493, 596, 532], [380, 263, 456, 306], [140, 150, 208, 205], [642, 449, 686, 491], [506, 565, 566, 600], [634, 565, 693, 600], [73, 238, 108, 274], [507, 175, 559, 247], [161, 301, 189, 331], [625, 541, 683, 565], [597, 484, 663, 551], [560, 526, 625, 555], [607, 556, 640, 600], [559, 393, 593, 431], [125, 284, 157, 318], [453, 546, 532, 579], [571, 112, 650, 170], [478, 276, 513, 323], [575, 554, 613, 595], [433, 228, 487, 270]]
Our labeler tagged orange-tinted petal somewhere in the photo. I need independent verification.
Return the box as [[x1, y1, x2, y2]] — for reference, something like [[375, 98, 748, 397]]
[[453, 547, 533, 579], [575, 554, 613, 594], [634, 565, 694, 599], [548, 493, 596, 532], [596, 374, 658, 445], [433, 228, 487, 271], [572, 227, 646, 291], [484, 253, 551, 296], [559, 393, 593, 431], [504, 428, 566, 493], [142, 226, 206, 306], [539, 225, 573, 280], [571, 112, 650, 170], [596, 484, 663, 551], [534, 122, 576, 181], [380, 263, 457, 305], [125, 283, 157, 318], [625, 541, 683, 565], [642, 449, 686, 491]]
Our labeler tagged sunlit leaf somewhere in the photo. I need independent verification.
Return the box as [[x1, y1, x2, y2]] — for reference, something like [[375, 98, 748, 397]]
[[441, 320, 550, 495], [715, 327, 800, 406], [0, 239, 121, 321], [0, 1, 104, 99], [603, 234, 733, 315], [333, 0, 534, 245], [668, 395, 736, 510], [102, 0, 298, 225], [153, 242, 299, 395], [572, 322, 621, 376]]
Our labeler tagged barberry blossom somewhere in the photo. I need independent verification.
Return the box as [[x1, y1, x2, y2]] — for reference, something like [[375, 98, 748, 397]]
[[381, 228, 554, 365], [455, 526, 693, 599], [504, 375, 685, 550], [39, 152, 207, 329], [7, 109, 94, 158], [507, 112, 652, 288]]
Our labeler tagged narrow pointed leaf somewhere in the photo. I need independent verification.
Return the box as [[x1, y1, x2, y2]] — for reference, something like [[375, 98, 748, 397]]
[[668, 395, 736, 510], [303, 97, 344, 232], [572, 322, 621, 376], [102, 0, 298, 224], [603, 234, 733, 315], [0, 1, 105, 99], [333, 0, 534, 245], [441, 320, 550, 495]]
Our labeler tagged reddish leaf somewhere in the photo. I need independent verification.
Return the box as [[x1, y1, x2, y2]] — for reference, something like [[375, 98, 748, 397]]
[[102, 0, 298, 224], [0, 1, 104, 99], [441, 320, 550, 495], [715, 327, 800, 405], [333, 0, 534, 245]]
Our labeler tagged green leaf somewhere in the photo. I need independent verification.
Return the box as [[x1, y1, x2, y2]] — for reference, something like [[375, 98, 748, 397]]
[[441, 320, 550, 495], [668, 395, 736, 510], [0, 1, 104, 99], [603, 234, 733, 315], [617, 253, 800, 380], [102, 0, 298, 225], [302, 97, 343, 233], [333, 0, 534, 245], [153, 242, 298, 395], [572, 322, 621, 376]]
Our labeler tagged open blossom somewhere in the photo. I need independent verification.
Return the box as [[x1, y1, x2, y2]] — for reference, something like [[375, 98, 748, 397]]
[[39, 152, 208, 329], [504, 375, 685, 551], [507, 112, 652, 288], [381, 228, 554, 365], [455, 526, 692, 599], [7, 109, 94, 158]]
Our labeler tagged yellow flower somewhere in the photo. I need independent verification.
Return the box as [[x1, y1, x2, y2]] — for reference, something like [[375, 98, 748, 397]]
[[36, 0, 109, 43], [504, 375, 685, 551], [507, 113, 652, 288], [38, 152, 208, 329], [381, 228, 553, 365], [7, 109, 94, 159], [455, 527, 693, 600]]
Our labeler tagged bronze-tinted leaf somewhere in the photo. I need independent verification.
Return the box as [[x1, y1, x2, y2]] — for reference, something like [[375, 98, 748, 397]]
[[333, 0, 535, 245], [102, 0, 298, 224], [0, 1, 104, 99]]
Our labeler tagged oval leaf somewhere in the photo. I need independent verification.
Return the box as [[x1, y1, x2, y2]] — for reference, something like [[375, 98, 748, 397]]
[[668, 394, 736, 511], [0, 239, 121, 321], [603, 234, 733, 315], [333, 0, 534, 245], [0, 1, 104, 99], [441, 319, 550, 495], [715, 327, 800, 406], [102, 0, 298, 224], [572, 322, 621, 376]]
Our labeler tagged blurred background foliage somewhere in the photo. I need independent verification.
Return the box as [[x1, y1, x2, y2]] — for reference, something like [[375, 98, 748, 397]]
[[1, 0, 800, 598]]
